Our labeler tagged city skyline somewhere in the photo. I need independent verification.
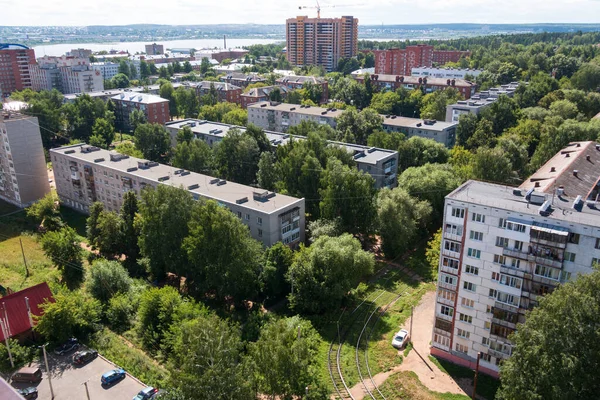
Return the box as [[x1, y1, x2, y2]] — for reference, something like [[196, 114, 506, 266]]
[[1, 0, 600, 26]]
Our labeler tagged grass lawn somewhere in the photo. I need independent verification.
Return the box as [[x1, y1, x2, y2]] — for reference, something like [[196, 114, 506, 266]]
[[429, 356, 500, 400], [379, 370, 471, 400], [404, 239, 438, 283]]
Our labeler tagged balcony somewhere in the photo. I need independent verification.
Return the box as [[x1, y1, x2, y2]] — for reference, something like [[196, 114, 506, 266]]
[[491, 317, 517, 330], [441, 265, 459, 275], [433, 327, 452, 338], [528, 254, 562, 269], [438, 282, 457, 292], [436, 312, 453, 322], [488, 348, 510, 359], [502, 248, 528, 260], [442, 249, 461, 259], [494, 301, 520, 314], [443, 231, 463, 242], [436, 296, 455, 307], [499, 265, 525, 278], [530, 235, 567, 249]]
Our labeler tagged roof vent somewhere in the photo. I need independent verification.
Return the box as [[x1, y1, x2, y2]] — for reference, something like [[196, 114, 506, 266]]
[[158, 176, 170, 182], [565, 153, 570, 158], [573, 195, 583, 211], [573, 170, 578, 177], [94, 158, 105, 163], [217, 179, 227, 186], [65, 149, 76, 154], [596, 144, 600, 151], [586, 155, 591, 161], [539, 200, 551, 216], [174, 169, 184, 175], [127, 167, 138, 172], [180, 171, 190, 176], [236, 197, 248, 204], [512, 189, 522, 196], [534, 182, 540, 187], [550, 167, 556, 172], [576, 143, 581, 147], [188, 183, 199, 190], [209, 178, 220, 184]]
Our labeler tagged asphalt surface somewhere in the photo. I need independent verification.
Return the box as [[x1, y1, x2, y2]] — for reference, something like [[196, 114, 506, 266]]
[[11, 347, 146, 400]]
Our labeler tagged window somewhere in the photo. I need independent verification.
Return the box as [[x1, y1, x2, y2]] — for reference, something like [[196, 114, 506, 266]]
[[442, 257, 459, 270], [467, 248, 481, 259], [438, 289, 456, 302], [534, 264, 561, 281], [451, 207, 465, 218], [564, 252, 576, 263], [258, 229, 263, 238], [486, 305, 492, 313], [489, 289, 498, 298], [444, 240, 461, 253], [484, 321, 491, 330], [569, 233, 580, 244], [511, 259, 521, 269], [496, 291, 519, 307], [441, 274, 457, 286], [506, 221, 526, 233], [456, 328, 470, 339], [465, 265, 479, 275], [492, 273, 522, 289], [455, 343, 469, 354], [463, 281, 476, 292], [472, 213, 485, 223], [445, 223, 463, 236], [461, 297, 475, 308], [257, 216, 263, 226], [493, 255, 507, 265], [459, 313, 472, 324], [495, 236, 509, 247], [440, 305, 454, 317], [237, 211, 242, 218], [470, 231, 483, 241], [481, 353, 492, 363], [433, 334, 451, 348], [482, 337, 490, 346], [595, 238, 600, 250]]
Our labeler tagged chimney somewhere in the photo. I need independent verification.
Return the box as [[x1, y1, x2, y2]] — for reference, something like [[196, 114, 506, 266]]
[[535, 182, 540, 188], [550, 167, 556, 172], [224, 35, 227, 50], [586, 155, 591, 161]]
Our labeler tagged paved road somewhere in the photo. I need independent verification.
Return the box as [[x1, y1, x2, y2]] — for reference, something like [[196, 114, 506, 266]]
[[11, 348, 146, 400]]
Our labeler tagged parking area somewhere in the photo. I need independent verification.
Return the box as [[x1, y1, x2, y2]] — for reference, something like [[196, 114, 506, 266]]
[[11, 347, 146, 400]]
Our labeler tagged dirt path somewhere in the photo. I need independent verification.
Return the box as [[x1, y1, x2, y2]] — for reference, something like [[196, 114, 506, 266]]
[[350, 291, 469, 399]]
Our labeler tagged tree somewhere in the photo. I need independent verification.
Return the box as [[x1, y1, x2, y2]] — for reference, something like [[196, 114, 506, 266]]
[[26, 192, 61, 231], [376, 188, 431, 259], [159, 66, 169, 79], [302, 82, 323, 104], [260, 243, 294, 300], [94, 210, 123, 259], [129, 109, 147, 133], [420, 88, 462, 121], [199, 102, 245, 123], [455, 113, 479, 148], [251, 317, 326, 399], [367, 130, 405, 150], [91, 118, 115, 149], [335, 108, 383, 145], [139, 60, 150, 79], [20, 89, 63, 149], [118, 60, 131, 78], [369, 91, 401, 115], [159, 82, 178, 119], [175, 88, 200, 118], [287, 234, 374, 314], [183, 200, 263, 303], [269, 87, 283, 102], [41, 226, 84, 288], [336, 57, 360, 75], [467, 118, 496, 148], [256, 152, 278, 191], [169, 315, 253, 400], [115, 142, 144, 158], [112, 73, 130, 89], [200, 57, 211, 74], [363, 52, 375, 68], [64, 94, 113, 143], [176, 126, 194, 144], [222, 108, 248, 126], [307, 218, 342, 242], [424, 229, 442, 281], [396, 136, 449, 172], [571, 62, 600, 91], [134, 123, 171, 162], [481, 95, 520, 136], [87, 260, 132, 303], [120, 191, 141, 272], [136, 286, 182, 351], [35, 291, 100, 343], [86, 202, 104, 249], [214, 129, 260, 185], [549, 99, 579, 120], [183, 60, 193, 73], [497, 268, 600, 400], [172, 140, 213, 175], [470, 146, 515, 184]]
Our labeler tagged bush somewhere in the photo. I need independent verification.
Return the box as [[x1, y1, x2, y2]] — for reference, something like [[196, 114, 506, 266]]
[[0, 339, 35, 373], [87, 260, 133, 303], [106, 292, 136, 333]]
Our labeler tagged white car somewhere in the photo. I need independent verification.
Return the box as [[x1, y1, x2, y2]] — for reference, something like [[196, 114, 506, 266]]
[[391, 329, 409, 349]]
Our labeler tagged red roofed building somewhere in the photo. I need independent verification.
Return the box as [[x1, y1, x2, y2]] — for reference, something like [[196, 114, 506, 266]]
[[0, 282, 54, 341]]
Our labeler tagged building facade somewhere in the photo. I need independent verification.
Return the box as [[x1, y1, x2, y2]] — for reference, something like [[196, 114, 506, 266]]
[[241, 85, 290, 109], [286, 15, 358, 72], [50, 144, 305, 247], [445, 83, 520, 122], [30, 55, 104, 94], [0, 113, 51, 207], [219, 72, 265, 88], [0, 44, 35, 96], [354, 74, 476, 99], [275, 75, 329, 103], [189, 81, 242, 105], [432, 141, 600, 377], [165, 119, 399, 189], [411, 67, 482, 80], [111, 93, 170, 132], [370, 46, 471, 76], [145, 43, 164, 55], [381, 116, 458, 148]]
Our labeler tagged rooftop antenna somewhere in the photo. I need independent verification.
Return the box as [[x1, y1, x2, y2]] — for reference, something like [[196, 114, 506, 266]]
[[224, 34, 227, 50]]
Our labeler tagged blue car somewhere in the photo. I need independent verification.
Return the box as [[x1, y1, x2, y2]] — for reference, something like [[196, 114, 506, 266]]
[[101, 369, 126, 386]]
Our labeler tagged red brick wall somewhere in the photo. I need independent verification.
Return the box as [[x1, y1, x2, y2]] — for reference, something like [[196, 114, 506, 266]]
[[430, 347, 500, 379], [0, 48, 35, 94]]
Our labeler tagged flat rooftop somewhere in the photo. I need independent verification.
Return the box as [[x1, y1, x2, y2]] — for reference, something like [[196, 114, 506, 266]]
[[50, 144, 303, 214], [356, 74, 475, 87], [111, 92, 168, 104], [165, 119, 397, 165], [382, 115, 457, 131]]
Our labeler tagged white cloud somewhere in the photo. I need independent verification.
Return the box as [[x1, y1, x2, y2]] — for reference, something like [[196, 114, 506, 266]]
[[0, 0, 599, 26]]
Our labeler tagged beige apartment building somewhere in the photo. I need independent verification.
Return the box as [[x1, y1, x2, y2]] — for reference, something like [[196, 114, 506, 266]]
[[50, 144, 305, 247], [0, 113, 50, 207]]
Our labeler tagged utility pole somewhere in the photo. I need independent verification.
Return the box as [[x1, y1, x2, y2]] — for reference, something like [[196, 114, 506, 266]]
[[42, 344, 55, 399], [472, 352, 481, 400], [0, 319, 14, 368], [83, 381, 91, 400], [409, 306, 414, 341], [25, 297, 35, 341], [19, 238, 28, 277]]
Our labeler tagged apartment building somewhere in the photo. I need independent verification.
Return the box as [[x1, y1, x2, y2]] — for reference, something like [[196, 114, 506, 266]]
[[30, 55, 104, 94], [0, 113, 51, 207], [111, 93, 170, 132], [286, 15, 358, 72], [165, 119, 398, 189], [219, 72, 265, 88], [0, 43, 35, 95], [247, 101, 458, 147], [67, 49, 92, 59], [50, 144, 305, 247], [145, 43, 164, 55], [275, 75, 329, 103], [190, 81, 242, 105], [91, 62, 119, 80], [354, 74, 477, 99], [445, 83, 520, 122], [411, 67, 483, 80], [432, 141, 600, 377], [241, 85, 290, 109], [370, 46, 471, 76]]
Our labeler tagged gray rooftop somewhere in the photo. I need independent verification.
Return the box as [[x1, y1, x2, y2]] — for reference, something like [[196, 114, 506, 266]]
[[111, 92, 169, 104], [382, 115, 457, 131], [50, 144, 303, 214]]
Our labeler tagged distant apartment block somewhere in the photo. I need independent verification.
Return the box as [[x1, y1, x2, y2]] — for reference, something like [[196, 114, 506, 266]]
[[248, 101, 457, 147], [241, 85, 290, 109], [189, 81, 242, 105], [369, 46, 471, 76], [196, 49, 249, 63], [30, 55, 104, 94], [62, 84, 184, 103], [91, 62, 120, 80], [445, 82, 520, 122], [0, 43, 35, 95], [0, 112, 51, 207], [50, 144, 305, 247], [432, 141, 600, 377], [286, 15, 358, 71], [219, 72, 266, 88], [145, 43, 164, 55], [111, 93, 170, 132], [354, 74, 476, 99], [67, 48, 92, 59], [275, 75, 329, 103], [165, 119, 399, 189], [411, 67, 482, 80]]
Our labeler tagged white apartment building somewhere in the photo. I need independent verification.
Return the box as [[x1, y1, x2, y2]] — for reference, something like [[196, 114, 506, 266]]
[[165, 119, 398, 189], [445, 82, 520, 122], [0, 113, 51, 207], [411, 67, 482, 80], [50, 144, 305, 247], [432, 141, 600, 377], [30, 55, 103, 94], [91, 62, 119, 80]]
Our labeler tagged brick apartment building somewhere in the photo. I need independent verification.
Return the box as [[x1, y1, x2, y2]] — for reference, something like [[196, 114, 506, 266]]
[[0, 44, 35, 96], [191, 81, 242, 105], [368, 45, 471, 76], [286, 15, 358, 72], [275, 75, 329, 103], [111, 93, 170, 132], [354, 74, 476, 99], [220, 72, 266, 88], [145, 43, 164, 55], [241, 85, 290, 109]]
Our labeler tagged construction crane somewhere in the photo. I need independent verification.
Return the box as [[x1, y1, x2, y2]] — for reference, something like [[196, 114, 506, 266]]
[[298, 1, 359, 18]]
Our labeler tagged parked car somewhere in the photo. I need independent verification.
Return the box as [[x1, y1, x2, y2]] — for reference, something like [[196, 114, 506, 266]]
[[54, 338, 79, 355], [101, 369, 126, 386], [72, 349, 98, 365], [17, 387, 38, 399], [11, 367, 42, 383], [133, 386, 159, 400], [391, 329, 409, 349]]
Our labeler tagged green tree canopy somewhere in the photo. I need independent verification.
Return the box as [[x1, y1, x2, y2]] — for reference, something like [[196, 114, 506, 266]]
[[172, 140, 213, 175], [41, 226, 84, 288], [134, 123, 171, 162], [214, 129, 260, 185], [87, 260, 132, 303]]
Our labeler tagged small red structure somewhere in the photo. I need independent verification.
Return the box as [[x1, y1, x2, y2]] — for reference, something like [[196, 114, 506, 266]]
[[0, 282, 54, 341]]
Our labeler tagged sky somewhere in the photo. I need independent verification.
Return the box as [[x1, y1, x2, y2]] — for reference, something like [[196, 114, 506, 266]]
[[2, 0, 600, 26]]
